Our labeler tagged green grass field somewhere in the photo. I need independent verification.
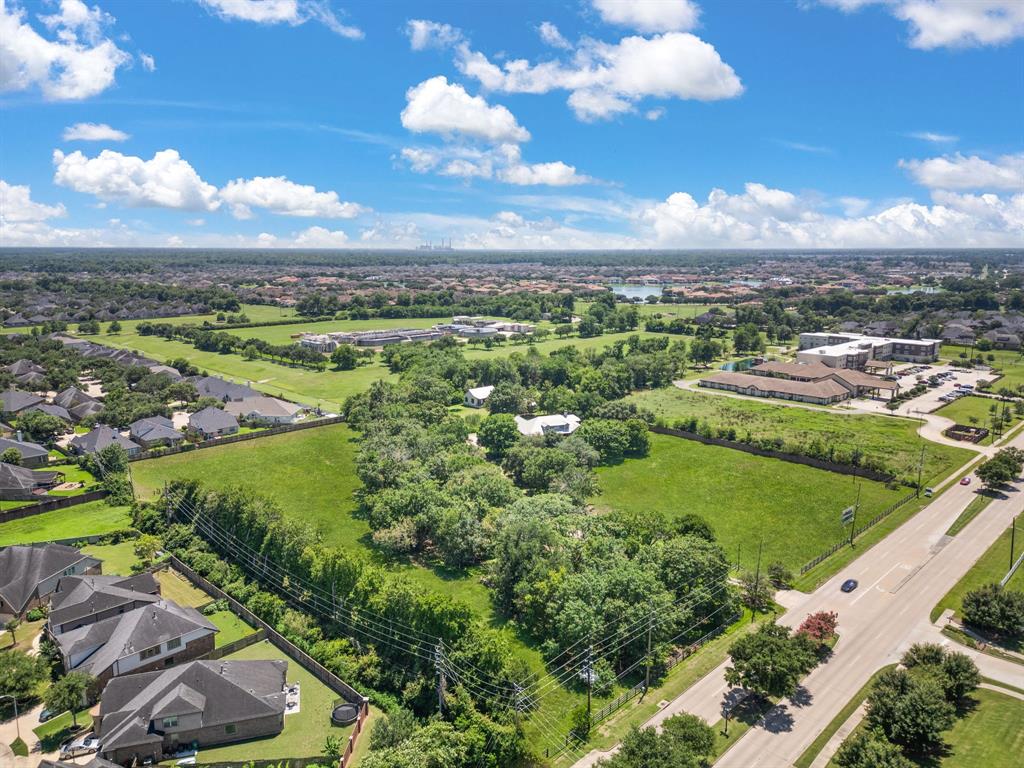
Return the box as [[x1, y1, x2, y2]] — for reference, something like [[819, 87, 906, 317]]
[[574, 301, 715, 318], [936, 395, 1021, 444], [156, 568, 213, 608], [623, 387, 974, 485], [82, 540, 140, 574], [207, 609, 257, 647], [934, 687, 1024, 768], [201, 639, 371, 762], [592, 433, 910, 572], [931, 521, 1024, 623], [0, 500, 131, 546]]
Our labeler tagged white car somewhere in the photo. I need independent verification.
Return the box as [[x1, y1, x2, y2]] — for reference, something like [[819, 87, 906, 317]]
[[60, 735, 100, 759]]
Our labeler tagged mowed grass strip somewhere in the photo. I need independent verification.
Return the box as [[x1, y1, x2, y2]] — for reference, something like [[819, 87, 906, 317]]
[[592, 433, 908, 572], [624, 387, 974, 484], [0, 500, 131, 546], [931, 522, 1024, 623], [932, 687, 1024, 768]]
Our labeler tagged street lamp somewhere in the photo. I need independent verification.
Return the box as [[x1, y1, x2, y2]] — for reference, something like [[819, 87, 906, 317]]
[[0, 693, 20, 744]]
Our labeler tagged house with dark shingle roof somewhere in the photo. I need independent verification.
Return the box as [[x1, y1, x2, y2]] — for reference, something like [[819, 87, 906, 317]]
[[14, 370, 47, 389], [1, 389, 46, 417], [190, 375, 258, 402], [49, 572, 160, 634], [26, 402, 73, 423], [224, 396, 304, 425], [53, 386, 98, 410], [188, 407, 239, 439], [130, 416, 184, 449], [0, 435, 51, 468], [6, 360, 45, 377], [53, 599, 218, 689], [96, 660, 287, 764], [0, 461, 63, 501], [0, 543, 102, 617], [41, 758, 120, 768], [69, 426, 142, 457]]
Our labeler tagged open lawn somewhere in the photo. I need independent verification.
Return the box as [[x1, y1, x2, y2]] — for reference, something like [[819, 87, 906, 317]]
[[207, 609, 257, 647], [201, 639, 372, 762], [32, 710, 93, 752], [156, 568, 213, 608], [575, 301, 715, 319], [931, 520, 1024, 623], [82, 540, 140, 575], [623, 387, 974, 485], [936, 394, 1021, 444], [592, 433, 911, 572], [0, 500, 131, 546], [0, 617, 45, 652], [932, 687, 1024, 768]]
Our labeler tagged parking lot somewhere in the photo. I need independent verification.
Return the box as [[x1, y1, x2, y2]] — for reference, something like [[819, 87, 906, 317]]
[[851, 363, 996, 418]]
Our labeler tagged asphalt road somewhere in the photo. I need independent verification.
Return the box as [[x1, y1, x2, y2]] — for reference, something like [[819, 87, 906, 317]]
[[573, 431, 1024, 768]]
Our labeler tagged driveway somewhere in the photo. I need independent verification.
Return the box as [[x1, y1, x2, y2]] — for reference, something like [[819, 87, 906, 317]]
[[0, 701, 60, 768]]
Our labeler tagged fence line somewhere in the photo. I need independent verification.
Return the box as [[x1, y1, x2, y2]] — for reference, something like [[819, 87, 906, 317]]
[[650, 426, 894, 483], [799, 490, 918, 575], [128, 416, 345, 462], [0, 489, 109, 524], [1002, 548, 1024, 588], [205, 628, 269, 660]]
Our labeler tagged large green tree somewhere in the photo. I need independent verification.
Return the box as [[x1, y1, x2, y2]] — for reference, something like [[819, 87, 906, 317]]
[[0, 650, 47, 701], [724, 622, 819, 699]]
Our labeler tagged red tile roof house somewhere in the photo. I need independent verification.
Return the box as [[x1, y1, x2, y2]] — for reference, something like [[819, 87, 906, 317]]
[[96, 660, 288, 764], [0, 543, 102, 618]]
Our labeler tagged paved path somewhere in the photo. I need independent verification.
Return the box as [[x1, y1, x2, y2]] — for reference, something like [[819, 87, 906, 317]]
[[808, 702, 867, 768], [572, 430, 1024, 768], [0, 701, 59, 768]]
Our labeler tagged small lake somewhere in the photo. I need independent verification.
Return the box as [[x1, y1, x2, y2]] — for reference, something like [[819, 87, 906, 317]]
[[887, 286, 944, 295], [608, 283, 671, 299]]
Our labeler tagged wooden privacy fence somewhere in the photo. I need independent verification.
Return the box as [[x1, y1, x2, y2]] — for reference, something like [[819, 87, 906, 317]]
[[128, 416, 345, 462], [0, 489, 108, 524], [650, 426, 894, 483], [799, 490, 918, 575]]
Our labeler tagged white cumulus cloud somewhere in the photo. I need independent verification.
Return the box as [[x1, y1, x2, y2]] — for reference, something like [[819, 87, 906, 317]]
[[0, 179, 67, 222], [591, 0, 700, 33], [219, 176, 365, 219], [62, 122, 130, 141], [401, 76, 530, 143], [196, 0, 363, 39], [293, 225, 349, 246], [52, 148, 221, 211], [537, 21, 572, 50], [819, 0, 1024, 49], [456, 32, 742, 121], [405, 19, 463, 50], [899, 152, 1024, 189], [0, 0, 132, 100]]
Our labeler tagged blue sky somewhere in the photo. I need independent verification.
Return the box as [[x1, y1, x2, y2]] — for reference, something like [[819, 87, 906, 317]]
[[1, 0, 1022, 249]]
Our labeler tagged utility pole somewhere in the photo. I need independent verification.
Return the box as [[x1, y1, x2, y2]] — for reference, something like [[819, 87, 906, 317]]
[[850, 482, 862, 547], [644, 608, 654, 693], [752, 537, 764, 623], [916, 445, 926, 497], [435, 641, 446, 715]]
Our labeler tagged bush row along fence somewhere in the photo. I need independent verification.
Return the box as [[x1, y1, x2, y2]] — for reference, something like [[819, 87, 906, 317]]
[[799, 490, 919, 575], [187, 758, 337, 768], [545, 614, 740, 760], [0, 488, 108, 525], [650, 426, 894, 483], [161, 556, 370, 768], [127, 416, 346, 463]]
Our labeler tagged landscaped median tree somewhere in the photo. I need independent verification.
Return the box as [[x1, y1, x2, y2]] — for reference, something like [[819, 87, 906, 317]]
[[975, 447, 1024, 491], [797, 611, 839, 644], [724, 622, 820, 700], [834, 729, 913, 768]]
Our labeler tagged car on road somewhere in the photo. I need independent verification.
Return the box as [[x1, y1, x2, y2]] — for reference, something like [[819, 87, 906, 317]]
[[841, 579, 859, 593], [960, 477, 972, 486]]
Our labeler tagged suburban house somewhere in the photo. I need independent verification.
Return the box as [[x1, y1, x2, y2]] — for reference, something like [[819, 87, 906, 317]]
[[188, 407, 240, 439], [53, 599, 218, 689], [26, 402, 73, 423], [224, 396, 304, 425], [96, 659, 288, 764], [983, 329, 1022, 350], [464, 385, 495, 408], [69, 426, 143, 458], [699, 371, 851, 405], [514, 413, 582, 437], [0, 543, 102, 617], [0, 462, 64, 501], [796, 332, 940, 368], [14, 370, 47, 388], [49, 572, 161, 634], [6, 360, 45, 378], [41, 758, 120, 768], [190, 376, 259, 402], [130, 416, 185, 449], [1, 389, 46, 417], [53, 387, 103, 423], [147, 364, 184, 380], [0, 435, 51, 468]]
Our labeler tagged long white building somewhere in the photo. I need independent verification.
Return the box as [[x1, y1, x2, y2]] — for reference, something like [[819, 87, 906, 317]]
[[797, 332, 940, 369]]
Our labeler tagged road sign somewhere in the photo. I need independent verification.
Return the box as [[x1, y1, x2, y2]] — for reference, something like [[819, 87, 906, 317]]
[[841, 506, 856, 524]]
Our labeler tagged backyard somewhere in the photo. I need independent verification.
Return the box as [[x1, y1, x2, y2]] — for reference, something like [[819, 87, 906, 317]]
[[623, 387, 975, 485], [593, 433, 913, 573], [198, 639, 370, 763], [0, 500, 131, 546]]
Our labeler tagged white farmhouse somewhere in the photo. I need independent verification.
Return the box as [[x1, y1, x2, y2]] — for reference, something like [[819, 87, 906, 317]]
[[514, 414, 581, 437], [464, 385, 495, 408]]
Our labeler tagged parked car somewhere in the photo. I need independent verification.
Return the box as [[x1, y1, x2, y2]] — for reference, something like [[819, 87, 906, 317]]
[[38, 708, 56, 723], [924, 487, 935, 497], [841, 579, 859, 593], [60, 735, 100, 759], [960, 477, 972, 486]]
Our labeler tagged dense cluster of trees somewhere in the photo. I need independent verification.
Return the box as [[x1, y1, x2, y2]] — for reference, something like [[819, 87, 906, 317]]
[[975, 447, 1024, 491], [962, 582, 1024, 638], [137, 322, 328, 370], [596, 713, 715, 768], [835, 643, 980, 767], [135, 483, 529, 766]]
